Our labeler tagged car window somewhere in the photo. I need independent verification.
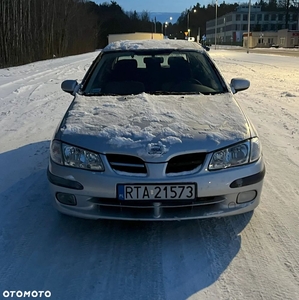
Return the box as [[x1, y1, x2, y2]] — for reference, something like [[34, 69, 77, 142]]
[[83, 50, 227, 96]]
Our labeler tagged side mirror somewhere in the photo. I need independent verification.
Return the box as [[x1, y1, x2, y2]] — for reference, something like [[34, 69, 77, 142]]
[[230, 78, 250, 94], [61, 80, 78, 94]]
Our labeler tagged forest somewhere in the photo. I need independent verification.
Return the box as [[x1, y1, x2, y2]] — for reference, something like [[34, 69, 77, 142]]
[[0, 0, 298, 67]]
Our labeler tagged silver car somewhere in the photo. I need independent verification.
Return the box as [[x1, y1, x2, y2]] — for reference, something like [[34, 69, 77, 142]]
[[47, 39, 265, 220]]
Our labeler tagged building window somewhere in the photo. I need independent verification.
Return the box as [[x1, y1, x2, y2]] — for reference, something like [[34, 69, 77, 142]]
[[261, 24, 268, 31], [236, 14, 241, 21], [268, 38, 273, 44], [264, 14, 269, 21], [226, 15, 232, 22], [257, 14, 262, 21], [242, 24, 247, 30], [250, 15, 255, 21], [278, 14, 283, 21], [270, 24, 276, 31], [243, 14, 248, 21], [271, 14, 276, 21], [292, 14, 297, 21], [280, 37, 285, 46]]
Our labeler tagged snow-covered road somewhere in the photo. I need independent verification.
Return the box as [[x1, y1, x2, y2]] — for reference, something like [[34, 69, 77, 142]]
[[0, 50, 298, 299]]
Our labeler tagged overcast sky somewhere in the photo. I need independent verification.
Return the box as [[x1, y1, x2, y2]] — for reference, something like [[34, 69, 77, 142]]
[[95, 0, 226, 13]]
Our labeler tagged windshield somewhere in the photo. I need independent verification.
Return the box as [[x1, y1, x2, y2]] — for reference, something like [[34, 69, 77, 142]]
[[83, 50, 227, 96]]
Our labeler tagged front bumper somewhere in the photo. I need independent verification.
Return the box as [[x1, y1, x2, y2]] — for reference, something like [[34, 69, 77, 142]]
[[47, 158, 265, 221]]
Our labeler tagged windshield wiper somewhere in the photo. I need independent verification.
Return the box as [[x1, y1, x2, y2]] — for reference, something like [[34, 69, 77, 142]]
[[83, 92, 119, 96], [148, 91, 202, 95]]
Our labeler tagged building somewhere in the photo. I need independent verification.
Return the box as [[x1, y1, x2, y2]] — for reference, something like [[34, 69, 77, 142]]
[[242, 31, 277, 48], [243, 29, 299, 48], [277, 29, 299, 47], [206, 5, 299, 46], [108, 32, 163, 44]]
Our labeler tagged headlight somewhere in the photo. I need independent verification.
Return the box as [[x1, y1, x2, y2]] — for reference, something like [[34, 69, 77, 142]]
[[209, 138, 261, 170], [50, 140, 105, 171], [50, 140, 63, 165], [250, 137, 261, 162]]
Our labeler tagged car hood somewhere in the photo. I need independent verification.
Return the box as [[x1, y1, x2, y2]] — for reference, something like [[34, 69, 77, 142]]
[[58, 93, 251, 162]]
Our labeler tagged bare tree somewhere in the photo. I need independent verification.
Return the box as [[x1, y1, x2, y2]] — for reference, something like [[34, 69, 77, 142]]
[[0, 0, 99, 68]]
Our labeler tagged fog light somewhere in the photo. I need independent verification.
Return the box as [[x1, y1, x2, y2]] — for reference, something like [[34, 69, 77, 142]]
[[56, 193, 77, 206], [237, 191, 257, 204]]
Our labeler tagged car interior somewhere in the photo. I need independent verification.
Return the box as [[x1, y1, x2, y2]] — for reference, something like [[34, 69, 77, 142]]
[[87, 52, 226, 96]]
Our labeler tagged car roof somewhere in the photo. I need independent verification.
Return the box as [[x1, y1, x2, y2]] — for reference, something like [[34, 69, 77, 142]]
[[102, 39, 205, 53]]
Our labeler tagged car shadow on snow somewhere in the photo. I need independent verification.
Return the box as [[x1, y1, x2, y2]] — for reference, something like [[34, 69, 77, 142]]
[[0, 141, 253, 300]]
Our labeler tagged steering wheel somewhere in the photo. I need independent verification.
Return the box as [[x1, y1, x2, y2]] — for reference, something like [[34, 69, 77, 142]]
[[189, 78, 203, 85]]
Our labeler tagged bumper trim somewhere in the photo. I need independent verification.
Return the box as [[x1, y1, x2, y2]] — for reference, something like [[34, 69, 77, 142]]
[[47, 168, 84, 190], [230, 167, 266, 188]]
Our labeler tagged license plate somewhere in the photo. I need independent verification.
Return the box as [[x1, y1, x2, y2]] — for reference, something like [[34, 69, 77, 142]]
[[117, 184, 196, 200]]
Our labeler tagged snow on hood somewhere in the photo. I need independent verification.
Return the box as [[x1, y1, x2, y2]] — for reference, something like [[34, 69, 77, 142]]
[[60, 93, 250, 161]]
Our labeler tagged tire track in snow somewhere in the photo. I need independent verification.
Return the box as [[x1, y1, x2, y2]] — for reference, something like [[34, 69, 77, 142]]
[[93, 222, 165, 300], [238, 56, 299, 293], [235, 97, 299, 298], [0, 55, 96, 151], [236, 219, 291, 300], [198, 214, 253, 300], [160, 217, 250, 300], [210, 50, 299, 299], [0, 56, 93, 96]]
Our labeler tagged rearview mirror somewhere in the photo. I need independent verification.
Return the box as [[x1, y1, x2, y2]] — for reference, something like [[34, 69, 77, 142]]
[[61, 80, 78, 94], [230, 78, 250, 94]]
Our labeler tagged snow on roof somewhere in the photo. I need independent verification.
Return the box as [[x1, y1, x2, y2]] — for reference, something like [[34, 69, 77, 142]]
[[103, 39, 204, 52]]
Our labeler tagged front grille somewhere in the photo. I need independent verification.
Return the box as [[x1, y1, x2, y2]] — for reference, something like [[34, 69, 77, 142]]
[[90, 196, 224, 207], [166, 153, 206, 174], [88, 196, 227, 220], [106, 154, 147, 174]]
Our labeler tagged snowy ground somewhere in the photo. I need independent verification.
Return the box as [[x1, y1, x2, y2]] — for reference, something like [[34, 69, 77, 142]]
[[0, 49, 299, 299]]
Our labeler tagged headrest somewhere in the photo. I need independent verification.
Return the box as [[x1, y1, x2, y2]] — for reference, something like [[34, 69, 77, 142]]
[[168, 56, 188, 67], [143, 57, 164, 65], [167, 56, 191, 79], [114, 59, 137, 70]]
